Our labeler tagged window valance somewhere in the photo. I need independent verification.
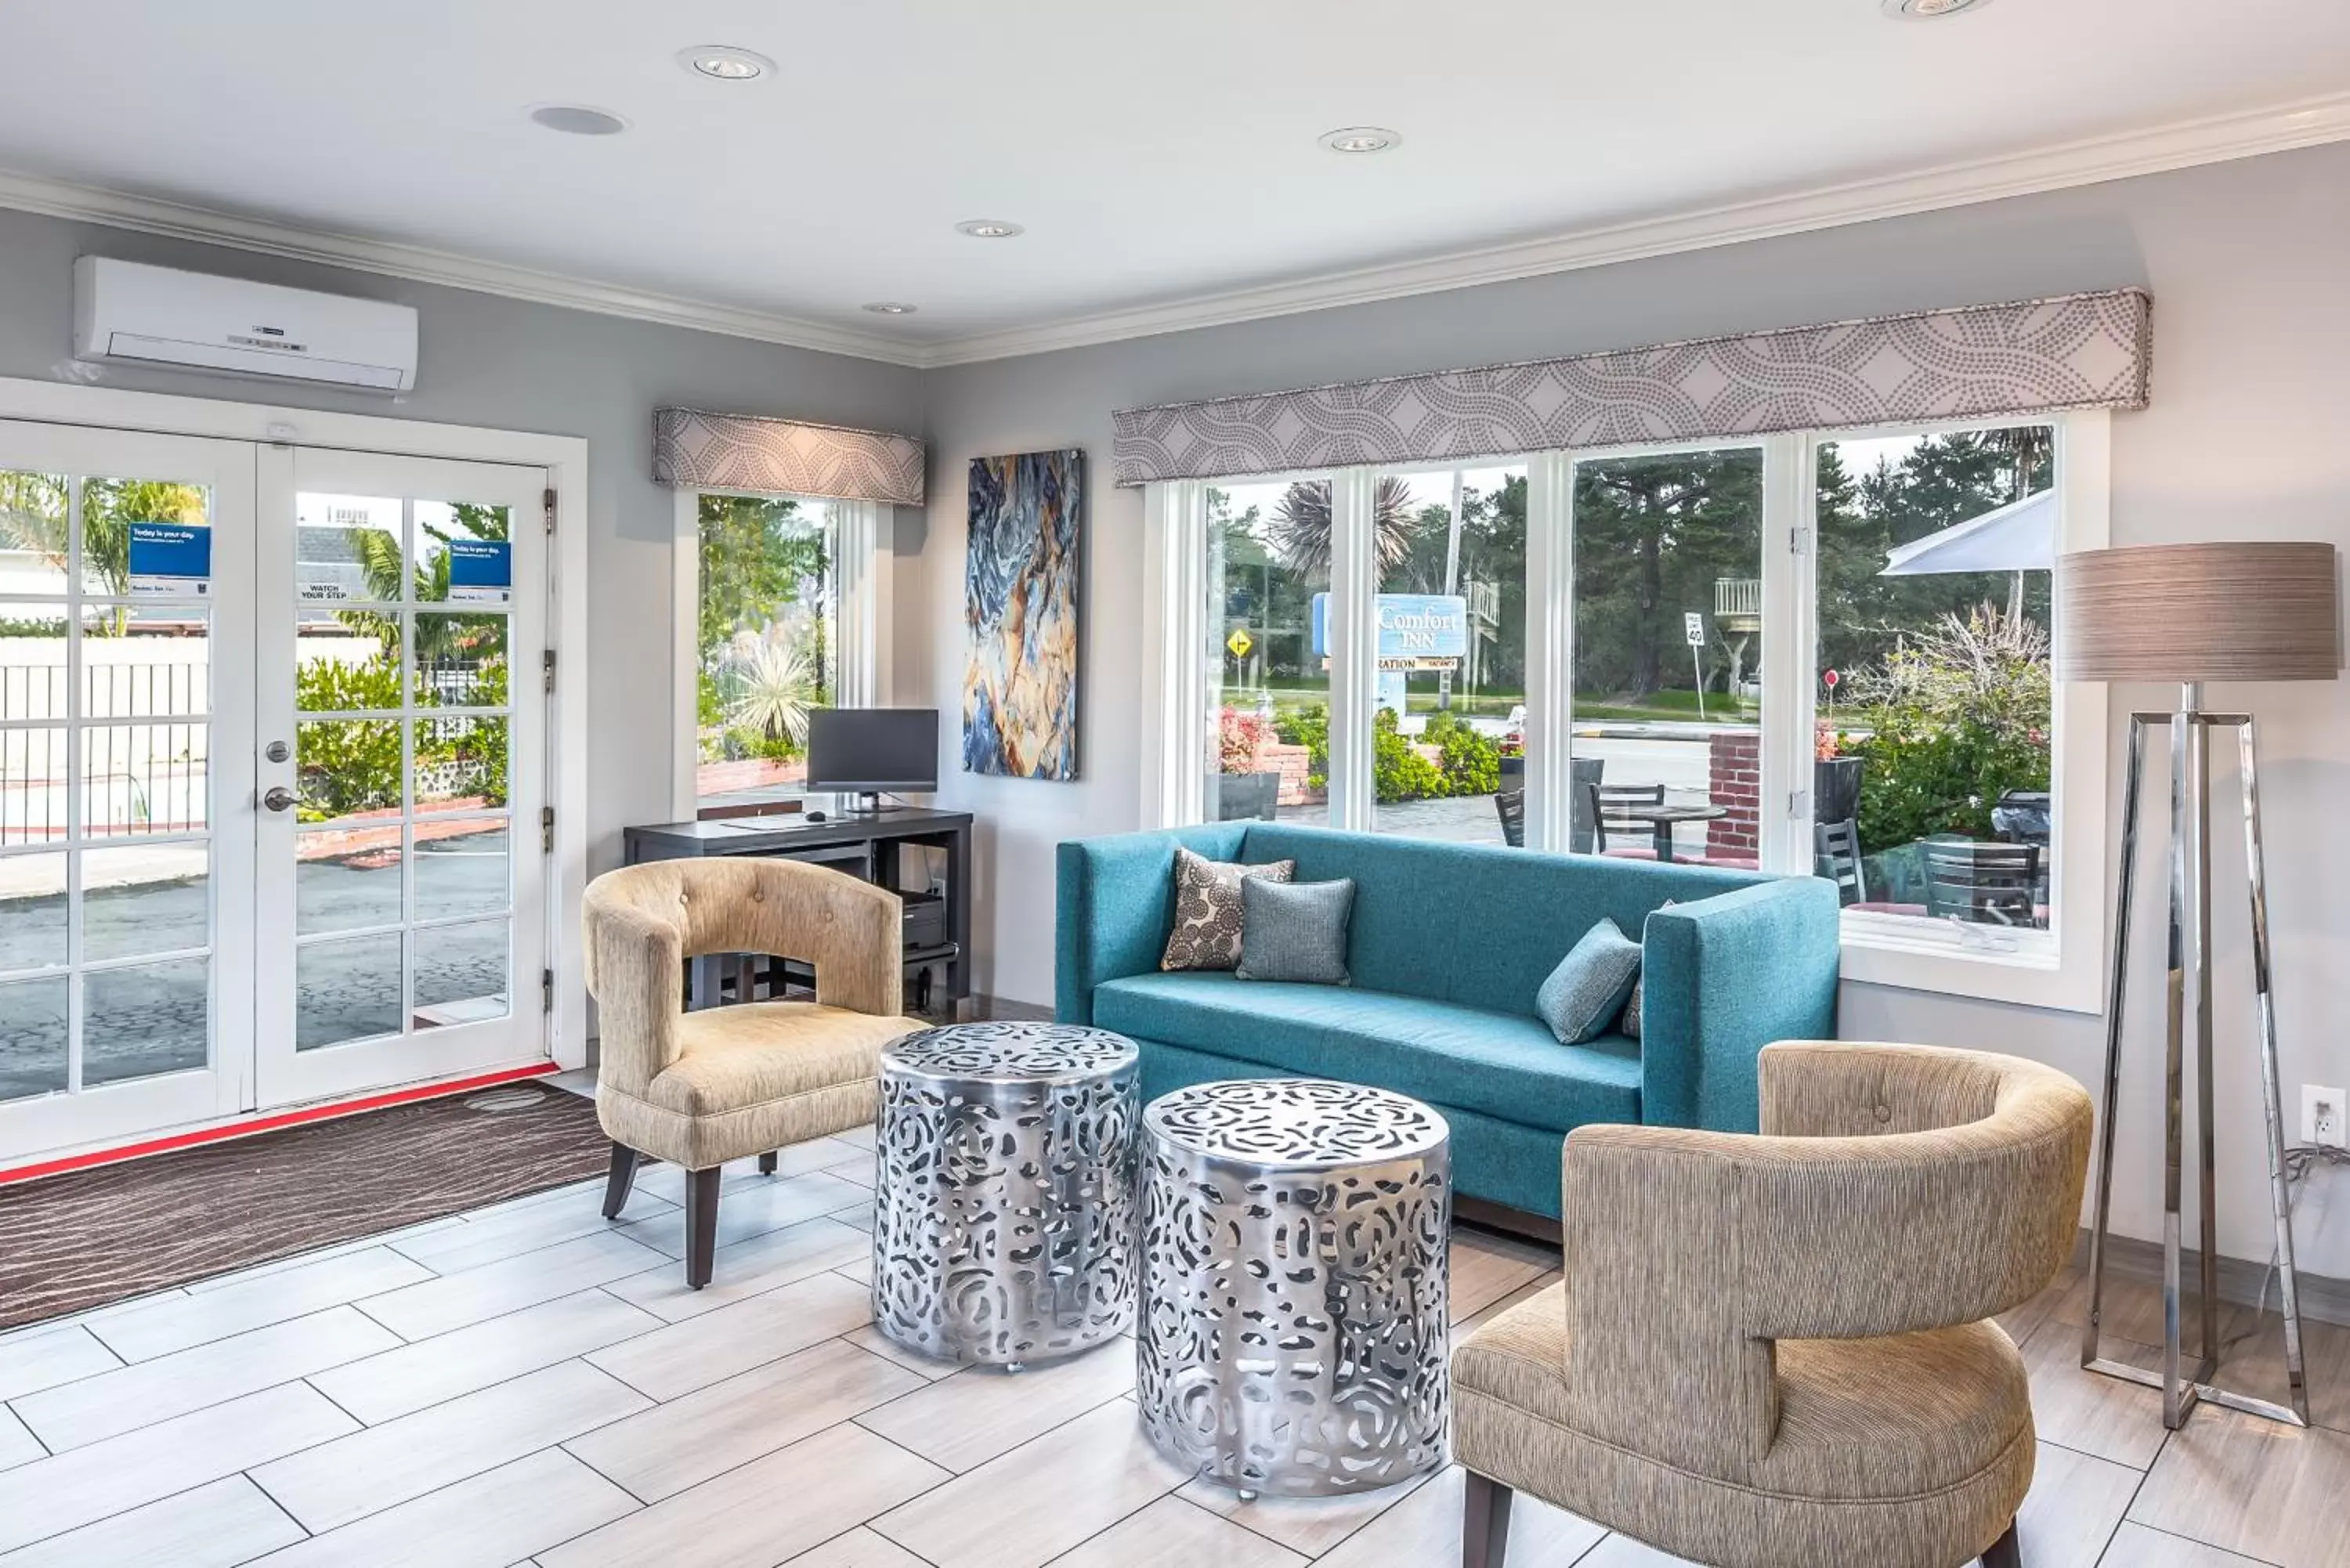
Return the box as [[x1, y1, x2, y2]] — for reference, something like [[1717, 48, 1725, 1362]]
[[1111, 289, 2150, 486], [653, 407, 927, 506]]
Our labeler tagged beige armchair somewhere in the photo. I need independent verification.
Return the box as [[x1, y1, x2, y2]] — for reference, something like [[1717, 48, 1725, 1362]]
[[1454, 1042, 2093, 1568], [584, 857, 916, 1288]]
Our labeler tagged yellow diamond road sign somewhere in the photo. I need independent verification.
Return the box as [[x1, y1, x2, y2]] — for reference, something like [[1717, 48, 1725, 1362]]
[[1226, 627, 1254, 658]]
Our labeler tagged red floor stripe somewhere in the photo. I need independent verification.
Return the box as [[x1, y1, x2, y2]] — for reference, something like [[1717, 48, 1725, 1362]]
[[0, 1063, 563, 1187]]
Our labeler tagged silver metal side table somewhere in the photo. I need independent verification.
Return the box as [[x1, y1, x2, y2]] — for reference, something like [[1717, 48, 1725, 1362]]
[[871, 1021, 1141, 1370], [1137, 1077, 1452, 1498]]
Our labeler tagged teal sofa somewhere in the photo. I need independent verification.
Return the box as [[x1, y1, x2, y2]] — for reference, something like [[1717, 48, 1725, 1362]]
[[1055, 823, 1841, 1221]]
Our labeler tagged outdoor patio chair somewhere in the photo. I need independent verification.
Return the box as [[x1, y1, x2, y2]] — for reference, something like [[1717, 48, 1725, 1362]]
[[1923, 839, 2041, 927], [1495, 788, 1527, 847], [1814, 818, 1867, 906], [1589, 782, 1665, 858]]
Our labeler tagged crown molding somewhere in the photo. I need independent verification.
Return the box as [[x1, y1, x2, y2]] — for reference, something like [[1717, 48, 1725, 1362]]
[[2, 89, 2346, 375], [920, 90, 2350, 367], [0, 167, 930, 368]]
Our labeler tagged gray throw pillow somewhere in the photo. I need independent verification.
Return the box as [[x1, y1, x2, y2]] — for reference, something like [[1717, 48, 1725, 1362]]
[[1537, 918, 1643, 1045], [1619, 900, 1674, 1041], [1235, 876, 1356, 985], [1162, 847, 1296, 971]]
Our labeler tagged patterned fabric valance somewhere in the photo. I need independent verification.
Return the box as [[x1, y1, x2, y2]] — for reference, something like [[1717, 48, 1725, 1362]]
[[654, 408, 927, 506], [1111, 289, 2151, 486]]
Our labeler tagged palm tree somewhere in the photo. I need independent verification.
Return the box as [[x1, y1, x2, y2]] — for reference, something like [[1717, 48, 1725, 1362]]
[[1266, 477, 1419, 580]]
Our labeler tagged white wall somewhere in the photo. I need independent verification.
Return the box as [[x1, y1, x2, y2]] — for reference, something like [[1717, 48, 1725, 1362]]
[[907, 142, 2350, 1274], [0, 205, 929, 881]]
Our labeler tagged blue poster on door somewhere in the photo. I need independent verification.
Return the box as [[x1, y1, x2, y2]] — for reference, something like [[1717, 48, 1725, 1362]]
[[126, 522, 212, 598], [446, 539, 512, 605]]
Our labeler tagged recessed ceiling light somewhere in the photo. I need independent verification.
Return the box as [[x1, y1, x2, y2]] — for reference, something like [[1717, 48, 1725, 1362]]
[[862, 302, 918, 316], [528, 104, 630, 136], [1319, 126, 1401, 155], [956, 219, 1025, 239], [1881, 0, 1990, 16], [678, 45, 775, 81]]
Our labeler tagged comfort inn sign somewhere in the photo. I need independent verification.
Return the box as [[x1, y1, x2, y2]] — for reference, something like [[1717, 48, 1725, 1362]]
[[1311, 592, 1470, 669]]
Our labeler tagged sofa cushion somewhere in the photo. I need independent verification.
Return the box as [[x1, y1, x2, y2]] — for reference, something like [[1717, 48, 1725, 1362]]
[[1535, 918, 1643, 1044], [1094, 971, 1640, 1135], [1236, 876, 1354, 985], [1162, 847, 1295, 972]]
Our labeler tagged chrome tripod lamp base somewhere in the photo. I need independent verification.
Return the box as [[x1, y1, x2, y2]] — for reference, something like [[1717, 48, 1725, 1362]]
[[2058, 540, 2339, 1434]]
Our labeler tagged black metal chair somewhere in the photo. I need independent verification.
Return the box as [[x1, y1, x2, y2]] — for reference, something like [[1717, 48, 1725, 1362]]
[[1924, 839, 2041, 927], [1814, 818, 1867, 906], [1493, 756, 1603, 852], [1495, 789, 1527, 848], [1589, 782, 1665, 856]]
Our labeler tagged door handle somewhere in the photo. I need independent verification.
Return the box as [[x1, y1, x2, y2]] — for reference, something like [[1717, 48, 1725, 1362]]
[[262, 786, 298, 814]]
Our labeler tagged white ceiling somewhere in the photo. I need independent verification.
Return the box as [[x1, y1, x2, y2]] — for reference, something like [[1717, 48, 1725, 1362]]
[[2, 0, 2347, 365]]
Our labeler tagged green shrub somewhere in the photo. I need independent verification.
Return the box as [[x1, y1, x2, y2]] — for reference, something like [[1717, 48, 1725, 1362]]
[[1849, 717, 2046, 854], [1372, 708, 1445, 803], [1434, 718, 1501, 797]]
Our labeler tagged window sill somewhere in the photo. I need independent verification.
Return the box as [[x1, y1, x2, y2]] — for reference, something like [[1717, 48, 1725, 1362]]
[[1837, 912, 2099, 1014]]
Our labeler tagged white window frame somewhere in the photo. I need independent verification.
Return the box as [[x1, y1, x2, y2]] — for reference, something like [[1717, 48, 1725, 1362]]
[[669, 488, 891, 820], [1140, 409, 2110, 1013]]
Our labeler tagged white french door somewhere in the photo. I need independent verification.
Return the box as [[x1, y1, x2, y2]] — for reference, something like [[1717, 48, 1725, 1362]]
[[0, 421, 257, 1155], [253, 448, 548, 1108], [0, 422, 553, 1164]]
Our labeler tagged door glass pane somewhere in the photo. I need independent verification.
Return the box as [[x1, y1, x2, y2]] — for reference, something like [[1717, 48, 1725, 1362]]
[[0, 608, 70, 724], [414, 715, 507, 811], [1206, 479, 1330, 827], [414, 612, 507, 706], [83, 842, 208, 961], [296, 717, 402, 820], [0, 973, 68, 1101], [298, 931, 403, 1050], [84, 606, 210, 718], [414, 919, 509, 1028], [297, 494, 402, 607], [298, 828, 403, 935], [1813, 427, 2055, 929], [1365, 466, 1528, 844], [297, 629, 400, 714], [83, 957, 209, 1086], [415, 821, 508, 920], [0, 852, 67, 973], [0, 468, 71, 598], [1569, 448, 1765, 865], [414, 502, 515, 605], [693, 493, 835, 814], [80, 475, 207, 598], [0, 728, 65, 849], [82, 720, 208, 837]]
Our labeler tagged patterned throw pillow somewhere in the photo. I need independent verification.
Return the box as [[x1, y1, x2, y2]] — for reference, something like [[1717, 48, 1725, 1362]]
[[1161, 848, 1297, 971]]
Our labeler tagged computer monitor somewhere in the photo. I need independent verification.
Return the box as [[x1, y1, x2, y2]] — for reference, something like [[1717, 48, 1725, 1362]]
[[804, 708, 939, 809]]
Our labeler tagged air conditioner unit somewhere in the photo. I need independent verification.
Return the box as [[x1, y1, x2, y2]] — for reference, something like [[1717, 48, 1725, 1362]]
[[72, 257, 418, 392]]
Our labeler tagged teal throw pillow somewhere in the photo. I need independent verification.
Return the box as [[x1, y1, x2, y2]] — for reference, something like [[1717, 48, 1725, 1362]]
[[1235, 876, 1356, 985], [1537, 918, 1643, 1045]]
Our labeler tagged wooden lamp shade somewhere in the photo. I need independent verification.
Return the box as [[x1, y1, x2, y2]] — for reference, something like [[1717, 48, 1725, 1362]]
[[2055, 542, 2341, 683]]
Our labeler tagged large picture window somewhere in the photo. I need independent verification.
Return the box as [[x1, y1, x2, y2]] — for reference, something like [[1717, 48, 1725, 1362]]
[[1147, 411, 2107, 1009], [690, 492, 836, 815]]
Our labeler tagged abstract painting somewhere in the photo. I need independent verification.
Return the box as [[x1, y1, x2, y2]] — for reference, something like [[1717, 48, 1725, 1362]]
[[964, 450, 1082, 779]]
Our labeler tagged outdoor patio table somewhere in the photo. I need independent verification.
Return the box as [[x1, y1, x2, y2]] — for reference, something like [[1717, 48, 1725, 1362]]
[[1614, 800, 1729, 862]]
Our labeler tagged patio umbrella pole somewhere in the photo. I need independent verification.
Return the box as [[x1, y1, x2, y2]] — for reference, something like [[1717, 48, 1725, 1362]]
[[2079, 685, 2310, 1429]]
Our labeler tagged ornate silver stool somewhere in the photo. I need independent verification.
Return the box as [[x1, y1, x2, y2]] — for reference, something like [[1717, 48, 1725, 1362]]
[[871, 1021, 1141, 1370], [1137, 1078, 1452, 1499]]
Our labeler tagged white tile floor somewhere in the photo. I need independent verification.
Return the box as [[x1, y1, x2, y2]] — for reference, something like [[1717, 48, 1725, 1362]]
[[0, 1134, 2335, 1567]]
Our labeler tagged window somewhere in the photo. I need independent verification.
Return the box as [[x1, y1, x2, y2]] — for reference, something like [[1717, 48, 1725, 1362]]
[[1204, 478, 1329, 826], [688, 492, 837, 815], [1145, 411, 2108, 1010]]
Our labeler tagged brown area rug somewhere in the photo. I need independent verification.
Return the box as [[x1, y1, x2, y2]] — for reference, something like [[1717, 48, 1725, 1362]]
[[0, 1083, 612, 1331]]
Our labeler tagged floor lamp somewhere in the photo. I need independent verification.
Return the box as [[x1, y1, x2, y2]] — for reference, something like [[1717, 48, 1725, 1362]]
[[2059, 541, 2341, 1430]]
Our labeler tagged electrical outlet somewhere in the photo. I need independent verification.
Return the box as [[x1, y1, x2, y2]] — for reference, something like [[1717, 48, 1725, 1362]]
[[2305, 1085, 2347, 1150]]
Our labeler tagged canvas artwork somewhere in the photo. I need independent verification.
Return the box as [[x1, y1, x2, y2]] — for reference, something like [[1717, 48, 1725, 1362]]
[[964, 449, 1083, 779]]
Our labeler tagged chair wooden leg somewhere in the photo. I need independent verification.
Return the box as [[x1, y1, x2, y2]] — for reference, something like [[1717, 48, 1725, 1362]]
[[1980, 1519, 2020, 1568], [757, 1151, 778, 1176], [600, 1143, 638, 1220], [1462, 1469, 1512, 1568], [684, 1167, 721, 1289]]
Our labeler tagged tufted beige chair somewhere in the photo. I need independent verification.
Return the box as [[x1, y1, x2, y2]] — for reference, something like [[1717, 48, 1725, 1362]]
[[584, 858, 916, 1288], [1454, 1042, 2093, 1568]]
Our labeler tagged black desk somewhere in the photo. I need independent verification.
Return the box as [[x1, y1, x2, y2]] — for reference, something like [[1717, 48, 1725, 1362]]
[[623, 808, 974, 1016]]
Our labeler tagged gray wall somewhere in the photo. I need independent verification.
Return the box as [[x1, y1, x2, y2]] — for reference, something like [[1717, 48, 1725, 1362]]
[[909, 141, 2350, 1273], [0, 204, 929, 878]]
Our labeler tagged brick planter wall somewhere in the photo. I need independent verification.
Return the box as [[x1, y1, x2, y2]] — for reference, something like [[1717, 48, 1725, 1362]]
[[1261, 742, 1319, 807], [1708, 730, 1760, 859]]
